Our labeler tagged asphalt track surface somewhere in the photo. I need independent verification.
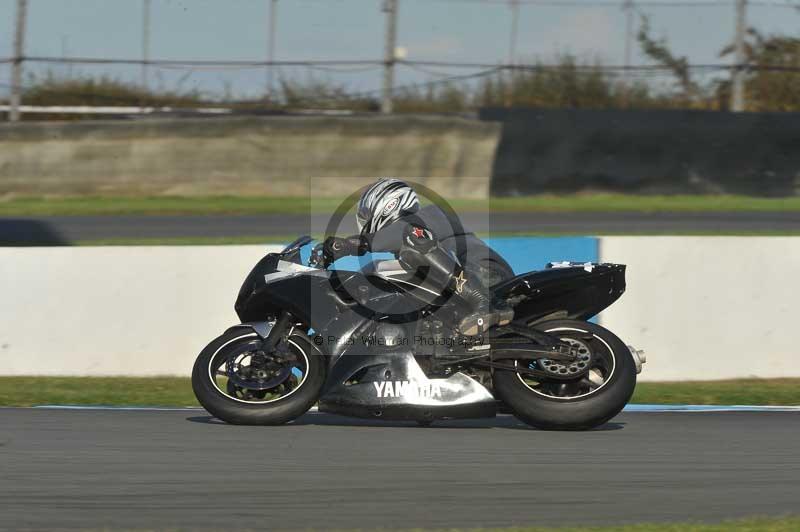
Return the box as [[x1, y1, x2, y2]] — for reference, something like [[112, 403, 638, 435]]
[[2, 408, 799, 530], [4, 211, 800, 245]]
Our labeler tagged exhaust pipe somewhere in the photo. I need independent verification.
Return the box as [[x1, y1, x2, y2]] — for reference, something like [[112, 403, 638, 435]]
[[627, 345, 646, 374]]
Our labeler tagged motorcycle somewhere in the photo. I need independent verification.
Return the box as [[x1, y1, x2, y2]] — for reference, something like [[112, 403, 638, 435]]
[[191, 236, 645, 430]]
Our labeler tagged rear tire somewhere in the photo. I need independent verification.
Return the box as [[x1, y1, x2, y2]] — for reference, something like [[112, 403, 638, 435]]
[[192, 328, 326, 425], [493, 319, 636, 431]]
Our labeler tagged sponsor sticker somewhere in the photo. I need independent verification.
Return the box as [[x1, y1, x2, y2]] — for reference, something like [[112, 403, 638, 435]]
[[382, 197, 400, 216], [454, 271, 467, 294]]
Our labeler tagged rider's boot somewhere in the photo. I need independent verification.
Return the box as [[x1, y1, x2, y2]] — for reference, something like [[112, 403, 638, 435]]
[[455, 272, 515, 337]]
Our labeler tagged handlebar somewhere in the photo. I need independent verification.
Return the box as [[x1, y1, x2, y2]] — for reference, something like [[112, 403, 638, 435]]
[[308, 242, 333, 270]]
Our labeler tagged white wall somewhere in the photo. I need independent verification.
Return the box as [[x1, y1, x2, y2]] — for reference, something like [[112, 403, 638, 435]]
[[599, 237, 800, 381], [2, 238, 799, 380], [0, 245, 281, 376]]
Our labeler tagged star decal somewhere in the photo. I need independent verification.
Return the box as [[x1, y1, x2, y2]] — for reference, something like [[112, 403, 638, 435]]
[[454, 271, 467, 294], [412, 227, 425, 238]]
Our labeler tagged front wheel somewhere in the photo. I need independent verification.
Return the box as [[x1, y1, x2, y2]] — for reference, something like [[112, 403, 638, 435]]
[[493, 319, 636, 430], [192, 328, 326, 425]]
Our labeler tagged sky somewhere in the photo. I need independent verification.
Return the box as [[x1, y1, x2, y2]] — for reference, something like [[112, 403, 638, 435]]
[[1, 0, 799, 99]]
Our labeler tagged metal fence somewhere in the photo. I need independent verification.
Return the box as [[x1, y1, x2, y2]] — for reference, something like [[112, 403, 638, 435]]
[[2, 0, 800, 120]]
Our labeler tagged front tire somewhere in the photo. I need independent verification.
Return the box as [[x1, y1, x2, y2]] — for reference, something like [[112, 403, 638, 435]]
[[192, 328, 326, 425], [493, 319, 636, 430]]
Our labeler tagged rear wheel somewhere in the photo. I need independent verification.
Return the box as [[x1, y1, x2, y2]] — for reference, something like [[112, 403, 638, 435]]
[[492, 319, 636, 430], [192, 328, 326, 425]]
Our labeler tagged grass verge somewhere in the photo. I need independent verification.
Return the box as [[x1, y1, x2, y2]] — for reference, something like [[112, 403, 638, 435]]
[[72, 229, 800, 246], [426, 517, 800, 531], [441, 518, 800, 531], [632, 378, 800, 406], [75, 235, 296, 246], [0, 377, 197, 407], [3, 194, 800, 217], [1, 377, 798, 408]]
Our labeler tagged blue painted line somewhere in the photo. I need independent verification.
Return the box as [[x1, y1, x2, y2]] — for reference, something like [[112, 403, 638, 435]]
[[484, 236, 598, 275], [302, 237, 601, 275], [33, 405, 204, 411], [623, 404, 800, 412]]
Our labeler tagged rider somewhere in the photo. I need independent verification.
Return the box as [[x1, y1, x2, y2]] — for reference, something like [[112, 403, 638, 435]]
[[321, 178, 514, 336]]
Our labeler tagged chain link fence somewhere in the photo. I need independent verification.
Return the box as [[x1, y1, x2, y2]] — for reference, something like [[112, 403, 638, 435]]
[[1, 0, 800, 119]]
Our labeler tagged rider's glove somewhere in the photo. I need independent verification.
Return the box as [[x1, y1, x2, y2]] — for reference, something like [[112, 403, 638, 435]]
[[322, 235, 367, 262]]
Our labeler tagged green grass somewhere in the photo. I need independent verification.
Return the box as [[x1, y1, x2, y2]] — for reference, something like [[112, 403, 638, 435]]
[[0, 196, 328, 216], [439, 518, 800, 532], [421, 518, 800, 531], [632, 379, 800, 406], [33, 517, 800, 531], [0, 377, 197, 407], [3, 194, 800, 217], [75, 235, 296, 246], [70, 229, 800, 246], [1, 377, 799, 408], [485, 194, 800, 213]]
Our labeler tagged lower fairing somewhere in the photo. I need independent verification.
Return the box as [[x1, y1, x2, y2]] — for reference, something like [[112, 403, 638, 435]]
[[318, 350, 497, 421]]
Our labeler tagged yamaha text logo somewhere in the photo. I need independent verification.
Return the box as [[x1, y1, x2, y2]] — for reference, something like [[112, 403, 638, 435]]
[[373, 380, 443, 399]]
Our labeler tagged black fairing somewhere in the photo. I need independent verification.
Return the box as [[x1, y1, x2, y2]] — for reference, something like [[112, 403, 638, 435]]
[[236, 246, 625, 353], [493, 264, 626, 323], [234, 249, 427, 355], [236, 273, 342, 332]]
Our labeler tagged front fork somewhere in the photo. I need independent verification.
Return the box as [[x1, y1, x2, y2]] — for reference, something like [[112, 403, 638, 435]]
[[226, 310, 293, 352], [260, 310, 292, 351]]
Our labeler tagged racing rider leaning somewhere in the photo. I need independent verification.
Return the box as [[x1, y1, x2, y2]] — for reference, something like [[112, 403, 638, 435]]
[[318, 178, 515, 336]]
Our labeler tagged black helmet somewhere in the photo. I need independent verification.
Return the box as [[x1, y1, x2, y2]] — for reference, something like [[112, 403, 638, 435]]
[[356, 178, 420, 234]]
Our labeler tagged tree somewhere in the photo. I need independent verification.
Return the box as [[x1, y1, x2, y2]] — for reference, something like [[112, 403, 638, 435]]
[[719, 29, 800, 111], [636, 15, 698, 103]]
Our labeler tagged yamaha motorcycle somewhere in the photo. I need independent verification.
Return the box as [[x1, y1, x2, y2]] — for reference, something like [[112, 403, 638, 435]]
[[191, 236, 645, 430]]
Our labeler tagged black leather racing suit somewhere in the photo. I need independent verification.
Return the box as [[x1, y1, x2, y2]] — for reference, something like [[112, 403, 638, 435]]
[[325, 205, 514, 335]]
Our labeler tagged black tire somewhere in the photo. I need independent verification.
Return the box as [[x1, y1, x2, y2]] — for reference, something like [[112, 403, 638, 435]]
[[191, 328, 326, 425], [493, 319, 636, 431]]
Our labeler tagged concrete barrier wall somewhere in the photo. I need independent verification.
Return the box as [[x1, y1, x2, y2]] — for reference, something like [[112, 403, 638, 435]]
[[598, 237, 800, 381], [0, 116, 498, 198], [2, 237, 799, 379], [0, 245, 282, 376]]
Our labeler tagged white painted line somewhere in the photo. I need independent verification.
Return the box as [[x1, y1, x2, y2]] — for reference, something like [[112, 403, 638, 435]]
[[23, 404, 800, 413], [0, 105, 232, 115]]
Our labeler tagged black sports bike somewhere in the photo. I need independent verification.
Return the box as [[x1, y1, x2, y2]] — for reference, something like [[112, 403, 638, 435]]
[[192, 236, 645, 430]]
